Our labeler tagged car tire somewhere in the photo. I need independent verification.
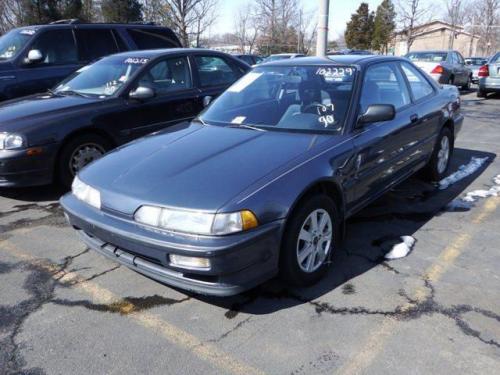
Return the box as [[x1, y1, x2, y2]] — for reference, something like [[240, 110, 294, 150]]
[[280, 195, 340, 287], [477, 89, 487, 98], [424, 127, 453, 182], [461, 76, 471, 90], [448, 76, 454, 85], [57, 133, 111, 188]]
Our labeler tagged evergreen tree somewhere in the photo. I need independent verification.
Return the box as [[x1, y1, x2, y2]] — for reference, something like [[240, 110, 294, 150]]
[[101, 0, 143, 23], [60, 0, 85, 21], [372, 0, 396, 53], [344, 3, 374, 50], [21, 0, 62, 25]]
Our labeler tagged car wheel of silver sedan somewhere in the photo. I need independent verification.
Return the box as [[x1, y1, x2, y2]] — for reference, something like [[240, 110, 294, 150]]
[[281, 194, 340, 286]]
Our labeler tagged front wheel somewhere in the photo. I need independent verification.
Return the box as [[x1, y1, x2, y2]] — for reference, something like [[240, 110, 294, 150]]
[[280, 195, 340, 286], [57, 134, 111, 188], [461, 76, 471, 90], [423, 127, 453, 182]]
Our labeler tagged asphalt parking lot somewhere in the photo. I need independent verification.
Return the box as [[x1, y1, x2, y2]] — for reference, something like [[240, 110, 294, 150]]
[[1, 90, 499, 375]]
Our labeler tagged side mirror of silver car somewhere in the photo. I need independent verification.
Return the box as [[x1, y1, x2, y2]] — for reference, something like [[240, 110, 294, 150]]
[[129, 86, 155, 100]]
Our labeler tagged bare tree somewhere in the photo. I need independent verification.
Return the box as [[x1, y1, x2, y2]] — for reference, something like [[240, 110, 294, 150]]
[[396, 0, 430, 53], [234, 2, 258, 53], [480, 0, 500, 54], [191, 0, 217, 47], [443, 0, 468, 48]]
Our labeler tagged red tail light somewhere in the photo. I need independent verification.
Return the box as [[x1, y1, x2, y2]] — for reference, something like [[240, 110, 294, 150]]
[[478, 65, 489, 77], [431, 65, 444, 74]]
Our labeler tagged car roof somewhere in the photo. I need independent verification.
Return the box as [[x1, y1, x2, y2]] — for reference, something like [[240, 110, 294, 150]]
[[259, 55, 395, 67], [17, 23, 171, 30], [105, 48, 230, 59], [407, 50, 455, 54]]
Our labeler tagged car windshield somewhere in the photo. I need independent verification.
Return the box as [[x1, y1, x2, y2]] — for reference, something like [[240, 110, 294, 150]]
[[406, 52, 448, 62], [201, 65, 356, 133], [466, 57, 487, 65], [0, 29, 34, 60], [54, 56, 148, 97], [264, 55, 292, 62]]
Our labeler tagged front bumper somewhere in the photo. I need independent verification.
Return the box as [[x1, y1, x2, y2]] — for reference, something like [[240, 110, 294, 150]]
[[61, 194, 284, 296], [479, 76, 500, 92], [0, 144, 57, 187]]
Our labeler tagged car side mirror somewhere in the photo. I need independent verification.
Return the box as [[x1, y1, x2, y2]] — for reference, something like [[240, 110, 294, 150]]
[[203, 95, 213, 107], [358, 104, 395, 125], [26, 49, 43, 64], [129, 86, 155, 101]]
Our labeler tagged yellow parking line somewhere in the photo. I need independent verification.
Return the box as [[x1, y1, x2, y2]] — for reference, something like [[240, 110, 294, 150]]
[[2, 241, 266, 375], [338, 196, 500, 375]]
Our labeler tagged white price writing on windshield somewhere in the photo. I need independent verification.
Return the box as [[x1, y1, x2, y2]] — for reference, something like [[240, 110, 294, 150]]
[[316, 67, 354, 77]]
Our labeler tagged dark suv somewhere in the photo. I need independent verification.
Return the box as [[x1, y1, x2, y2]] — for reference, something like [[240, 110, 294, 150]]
[[0, 20, 181, 100]]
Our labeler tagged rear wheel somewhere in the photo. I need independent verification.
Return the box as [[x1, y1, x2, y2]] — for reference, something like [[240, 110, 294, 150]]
[[57, 134, 111, 188], [280, 195, 340, 286], [477, 89, 487, 98], [423, 127, 453, 182], [461, 75, 471, 90]]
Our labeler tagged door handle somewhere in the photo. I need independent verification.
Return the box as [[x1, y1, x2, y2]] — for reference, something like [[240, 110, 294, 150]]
[[410, 114, 419, 123]]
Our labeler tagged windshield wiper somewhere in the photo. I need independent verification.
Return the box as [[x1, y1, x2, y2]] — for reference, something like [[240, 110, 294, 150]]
[[58, 90, 89, 98], [47, 88, 63, 97], [227, 123, 267, 132]]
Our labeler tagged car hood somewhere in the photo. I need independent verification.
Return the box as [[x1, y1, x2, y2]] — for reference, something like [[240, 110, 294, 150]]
[[0, 93, 101, 133], [80, 123, 329, 213]]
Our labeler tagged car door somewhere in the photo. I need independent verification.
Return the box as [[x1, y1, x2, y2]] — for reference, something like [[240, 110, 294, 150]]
[[112, 54, 201, 142], [350, 62, 416, 210], [14, 28, 81, 97], [454, 52, 468, 85], [191, 53, 246, 106]]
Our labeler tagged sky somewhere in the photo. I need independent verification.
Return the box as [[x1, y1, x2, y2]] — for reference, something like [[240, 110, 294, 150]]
[[210, 0, 395, 40]]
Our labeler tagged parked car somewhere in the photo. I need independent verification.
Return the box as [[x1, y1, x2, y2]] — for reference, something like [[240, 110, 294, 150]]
[[405, 50, 472, 89], [0, 20, 182, 101], [61, 55, 463, 296], [0, 49, 249, 188], [262, 53, 306, 62], [477, 52, 500, 98], [328, 49, 372, 55], [234, 54, 264, 65], [465, 56, 488, 83]]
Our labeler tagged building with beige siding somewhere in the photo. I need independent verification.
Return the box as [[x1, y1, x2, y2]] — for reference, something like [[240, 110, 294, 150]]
[[392, 21, 480, 57]]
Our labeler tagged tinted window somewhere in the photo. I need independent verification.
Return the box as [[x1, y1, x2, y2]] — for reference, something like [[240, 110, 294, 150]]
[[238, 55, 254, 65], [138, 56, 192, 94], [201, 65, 356, 133], [195, 55, 240, 87], [361, 63, 410, 112], [127, 29, 178, 49], [112, 30, 128, 51], [406, 52, 448, 62], [401, 62, 434, 101], [76, 29, 118, 61], [29, 29, 77, 64]]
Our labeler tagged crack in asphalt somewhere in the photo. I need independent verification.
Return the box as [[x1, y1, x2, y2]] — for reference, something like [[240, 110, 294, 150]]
[[0, 203, 66, 234], [206, 316, 252, 344], [0, 248, 186, 374]]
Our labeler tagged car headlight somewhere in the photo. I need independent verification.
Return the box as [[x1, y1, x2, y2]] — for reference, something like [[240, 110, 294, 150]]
[[134, 205, 258, 235], [72, 176, 101, 209], [0, 133, 25, 150]]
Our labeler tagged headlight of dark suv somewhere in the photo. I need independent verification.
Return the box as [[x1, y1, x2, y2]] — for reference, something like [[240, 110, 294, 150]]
[[0, 133, 25, 150]]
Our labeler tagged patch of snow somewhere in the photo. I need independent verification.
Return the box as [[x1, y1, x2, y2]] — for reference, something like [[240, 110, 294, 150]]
[[445, 199, 473, 211], [462, 174, 500, 202], [384, 236, 416, 260], [438, 157, 489, 190]]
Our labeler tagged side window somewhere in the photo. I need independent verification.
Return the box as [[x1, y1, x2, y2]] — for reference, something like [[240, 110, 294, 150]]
[[29, 29, 77, 65], [112, 30, 129, 51], [76, 29, 118, 61], [195, 55, 240, 87], [456, 53, 465, 65], [138, 56, 192, 94], [127, 29, 178, 49], [360, 63, 411, 113], [401, 62, 434, 101]]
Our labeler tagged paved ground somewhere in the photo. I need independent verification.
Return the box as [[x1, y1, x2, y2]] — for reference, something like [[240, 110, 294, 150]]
[[1, 90, 499, 375]]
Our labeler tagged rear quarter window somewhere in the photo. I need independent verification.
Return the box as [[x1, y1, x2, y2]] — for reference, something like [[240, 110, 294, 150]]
[[76, 29, 119, 61], [127, 28, 179, 49]]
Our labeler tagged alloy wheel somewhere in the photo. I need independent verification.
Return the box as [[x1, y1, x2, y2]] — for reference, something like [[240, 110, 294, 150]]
[[69, 143, 105, 176], [437, 135, 450, 174], [296, 208, 333, 273]]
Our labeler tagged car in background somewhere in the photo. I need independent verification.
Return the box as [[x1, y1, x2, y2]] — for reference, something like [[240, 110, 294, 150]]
[[0, 49, 249, 188], [465, 56, 488, 83], [0, 20, 182, 101], [262, 53, 305, 62], [61, 55, 463, 296], [328, 49, 372, 55], [477, 52, 500, 98], [405, 50, 472, 89], [234, 54, 264, 65]]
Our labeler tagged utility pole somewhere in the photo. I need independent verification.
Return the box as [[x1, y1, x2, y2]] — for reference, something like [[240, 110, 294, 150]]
[[316, 0, 330, 56]]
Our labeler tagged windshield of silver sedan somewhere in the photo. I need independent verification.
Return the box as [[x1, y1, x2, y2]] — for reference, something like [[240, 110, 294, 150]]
[[200, 65, 356, 133], [54, 56, 148, 97]]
